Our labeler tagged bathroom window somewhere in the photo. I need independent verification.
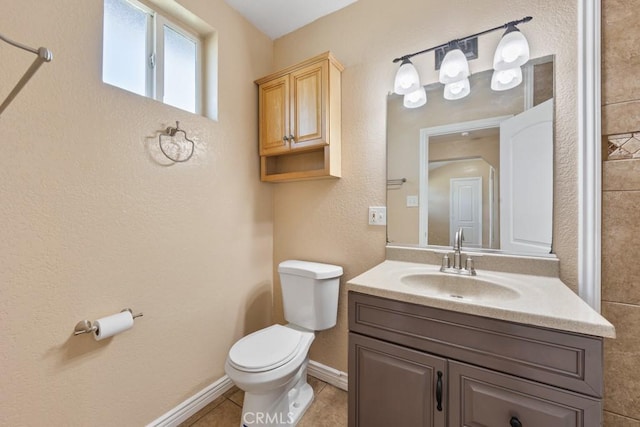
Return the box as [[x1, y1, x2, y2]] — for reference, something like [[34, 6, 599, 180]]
[[103, 0, 202, 114]]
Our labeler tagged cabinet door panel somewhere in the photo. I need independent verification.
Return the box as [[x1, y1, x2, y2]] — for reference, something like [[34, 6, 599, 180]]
[[290, 61, 328, 150], [349, 333, 446, 427], [449, 361, 601, 427], [259, 75, 289, 156]]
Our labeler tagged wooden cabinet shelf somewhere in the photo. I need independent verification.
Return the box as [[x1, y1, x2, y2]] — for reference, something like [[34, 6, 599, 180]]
[[256, 52, 343, 182]]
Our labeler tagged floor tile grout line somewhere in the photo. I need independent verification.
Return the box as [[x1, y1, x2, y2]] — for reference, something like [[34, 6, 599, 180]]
[[228, 396, 243, 408]]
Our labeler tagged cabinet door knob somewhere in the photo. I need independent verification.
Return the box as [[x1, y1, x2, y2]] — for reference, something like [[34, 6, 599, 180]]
[[510, 416, 522, 427], [289, 134, 295, 142], [283, 135, 289, 142]]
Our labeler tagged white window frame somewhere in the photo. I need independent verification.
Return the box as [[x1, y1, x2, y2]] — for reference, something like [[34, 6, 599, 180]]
[[105, 0, 203, 114]]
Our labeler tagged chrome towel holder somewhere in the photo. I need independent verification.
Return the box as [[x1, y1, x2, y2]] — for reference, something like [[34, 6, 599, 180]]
[[387, 177, 407, 186], [0, 32, 53, 116], [158, 121, 195, 162]]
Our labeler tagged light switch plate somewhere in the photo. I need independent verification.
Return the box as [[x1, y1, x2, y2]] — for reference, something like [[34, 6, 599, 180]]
[[368, 206, 386, 225]]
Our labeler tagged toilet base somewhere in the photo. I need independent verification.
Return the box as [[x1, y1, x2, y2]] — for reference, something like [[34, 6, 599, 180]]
[[286, 381, 313, 425], [240, 360, 313, 427]]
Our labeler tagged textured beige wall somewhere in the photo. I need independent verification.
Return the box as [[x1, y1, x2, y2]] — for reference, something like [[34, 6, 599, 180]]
[[272, 0, 578, 373], [601, 0, 640, 424], [0, 0, 273, 425]]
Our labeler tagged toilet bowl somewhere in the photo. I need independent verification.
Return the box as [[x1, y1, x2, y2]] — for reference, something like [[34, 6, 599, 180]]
[[224, 260, 343, 427], [225, 325, 315, 426]]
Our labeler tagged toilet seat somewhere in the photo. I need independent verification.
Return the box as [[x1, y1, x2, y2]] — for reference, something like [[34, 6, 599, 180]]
[[228, 325, 303, 373]]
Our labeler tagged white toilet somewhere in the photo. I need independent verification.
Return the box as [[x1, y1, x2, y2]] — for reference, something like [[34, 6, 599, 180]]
[[225, 260, 343, 427]]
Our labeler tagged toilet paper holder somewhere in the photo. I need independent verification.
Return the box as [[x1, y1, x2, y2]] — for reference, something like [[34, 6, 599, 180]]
[[73, 308, 143, 336]]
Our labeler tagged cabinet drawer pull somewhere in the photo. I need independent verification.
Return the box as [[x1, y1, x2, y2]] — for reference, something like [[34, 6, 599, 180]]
[[510, 416, 522, 427], [436, 371, 443, 411]]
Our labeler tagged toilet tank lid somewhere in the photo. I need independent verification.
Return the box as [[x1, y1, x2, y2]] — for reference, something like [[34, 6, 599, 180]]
[[278, 260, 343, 279]]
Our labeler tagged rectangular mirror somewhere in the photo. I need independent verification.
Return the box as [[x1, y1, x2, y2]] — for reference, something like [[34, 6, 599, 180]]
[[387, 56, 554, 256]]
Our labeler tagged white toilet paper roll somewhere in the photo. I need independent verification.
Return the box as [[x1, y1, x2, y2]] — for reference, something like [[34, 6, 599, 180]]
[[93, 311, 134, 341]]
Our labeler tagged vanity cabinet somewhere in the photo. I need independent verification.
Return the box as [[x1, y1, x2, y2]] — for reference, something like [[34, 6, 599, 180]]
[[255, 52, 343, 182], [348, 292, 603, 427]]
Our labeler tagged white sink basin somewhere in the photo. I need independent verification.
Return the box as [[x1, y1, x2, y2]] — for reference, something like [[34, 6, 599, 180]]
[[400, 272, 521, 302], [347, 260, 616, 338]]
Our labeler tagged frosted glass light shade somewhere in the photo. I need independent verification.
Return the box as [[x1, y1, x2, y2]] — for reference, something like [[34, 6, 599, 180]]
[[439, 48, 470, 84], [443, 78, 470, 100], [491, 67, 523, 91], [493, 26, 530, 70], [394, 59, 421, 95], [403, 86, 427, 108]]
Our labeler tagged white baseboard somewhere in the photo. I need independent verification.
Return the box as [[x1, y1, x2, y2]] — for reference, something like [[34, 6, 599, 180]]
[[307, 359, 348, 391], [146, 375, 234, 427], [147, 359, 347, 426]]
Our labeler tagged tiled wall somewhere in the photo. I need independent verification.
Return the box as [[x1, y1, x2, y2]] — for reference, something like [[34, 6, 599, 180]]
[[602, 1, 640, 425], [606, 133, 640, 160], [602, 161, 640, 426]]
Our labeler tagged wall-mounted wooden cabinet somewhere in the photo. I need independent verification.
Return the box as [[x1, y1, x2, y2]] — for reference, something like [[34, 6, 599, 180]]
[[256, 52, 343, 182]]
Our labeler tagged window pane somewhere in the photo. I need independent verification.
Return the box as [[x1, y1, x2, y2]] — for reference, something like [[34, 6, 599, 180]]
[[103, 0, 149, 96], [163, 26, 197, 113]]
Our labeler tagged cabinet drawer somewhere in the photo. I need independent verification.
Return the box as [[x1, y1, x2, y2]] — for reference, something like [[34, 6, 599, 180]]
[[448, 360, 601, 427], [348, 292, 603, 397]]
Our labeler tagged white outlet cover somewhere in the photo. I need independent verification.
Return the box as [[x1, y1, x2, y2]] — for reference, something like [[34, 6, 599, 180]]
[[406, 195, 419, 207]]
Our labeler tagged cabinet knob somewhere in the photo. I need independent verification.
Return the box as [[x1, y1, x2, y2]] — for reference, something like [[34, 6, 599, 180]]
[[283, 135, 289, 142], [289, 134, 295, 142], [510, 417, 522, 427]]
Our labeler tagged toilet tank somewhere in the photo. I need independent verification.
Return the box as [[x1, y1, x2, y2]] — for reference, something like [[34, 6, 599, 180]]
[[278, 260, 343, 331]]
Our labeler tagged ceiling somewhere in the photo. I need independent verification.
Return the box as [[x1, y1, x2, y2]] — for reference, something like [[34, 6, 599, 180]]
[[224, 0, 357, 40]]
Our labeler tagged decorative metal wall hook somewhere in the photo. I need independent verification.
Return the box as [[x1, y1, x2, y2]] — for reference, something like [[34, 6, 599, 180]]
[[158, 121, 195, 162]]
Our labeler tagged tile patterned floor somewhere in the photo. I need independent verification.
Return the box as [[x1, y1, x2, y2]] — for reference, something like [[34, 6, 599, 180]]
[[179, 376, 348, 427]]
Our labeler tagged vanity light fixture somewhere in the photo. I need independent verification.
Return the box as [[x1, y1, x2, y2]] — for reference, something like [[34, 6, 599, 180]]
[[491, 66, 523, 91], [493, 24, 531, 70], [444, 78, 471, 100], [393, 58, 421, 95], [403, 86, 427, 108], [439, 41, 470, 85], [392, 16, 532, 108]]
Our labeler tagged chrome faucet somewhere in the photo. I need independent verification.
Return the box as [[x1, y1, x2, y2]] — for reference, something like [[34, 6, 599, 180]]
[[453, 228, 463, 269], [440, 227, 476, 276]]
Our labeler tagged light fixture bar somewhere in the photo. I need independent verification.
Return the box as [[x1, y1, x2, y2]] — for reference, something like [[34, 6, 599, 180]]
[[391, 16, 532, 64]]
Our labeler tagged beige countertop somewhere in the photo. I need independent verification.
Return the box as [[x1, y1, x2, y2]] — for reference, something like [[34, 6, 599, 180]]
[[347, 260, 615, 338]]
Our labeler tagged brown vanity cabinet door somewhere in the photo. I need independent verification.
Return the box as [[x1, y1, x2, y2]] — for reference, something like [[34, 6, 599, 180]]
[[349, 333, 446, 427], [448, 361, 602, 427]]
